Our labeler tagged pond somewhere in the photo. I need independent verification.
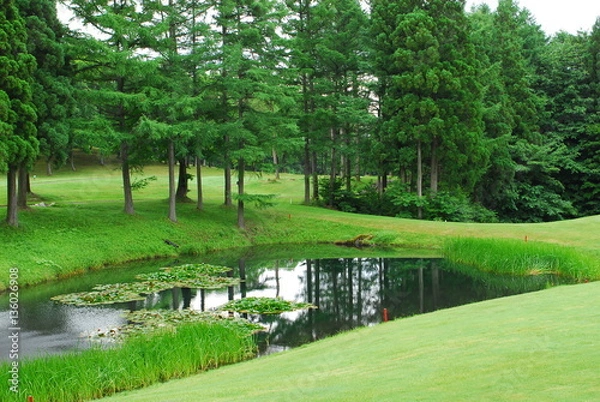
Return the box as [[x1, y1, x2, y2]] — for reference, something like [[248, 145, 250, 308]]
[[0, 247, 566, 361]]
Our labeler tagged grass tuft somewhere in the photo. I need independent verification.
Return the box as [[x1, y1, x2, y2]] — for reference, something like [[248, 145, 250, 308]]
[[0, 321, 255, 402], [444, 237, 600, 281]]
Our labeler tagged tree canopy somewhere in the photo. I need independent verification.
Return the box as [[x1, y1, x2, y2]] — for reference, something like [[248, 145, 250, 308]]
[[3, 0, 600, 225]]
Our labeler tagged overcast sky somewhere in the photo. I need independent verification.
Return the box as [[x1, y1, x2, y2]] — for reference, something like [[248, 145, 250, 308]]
[[466, 0, 600, 35], [57, 1, 600, 37]]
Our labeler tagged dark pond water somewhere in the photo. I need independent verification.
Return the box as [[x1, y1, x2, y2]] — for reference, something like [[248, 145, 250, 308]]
[[0, 248, 565, 361]]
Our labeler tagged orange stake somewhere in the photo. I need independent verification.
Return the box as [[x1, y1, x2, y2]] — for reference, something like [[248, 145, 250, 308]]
[[383, 308, 389, 322]]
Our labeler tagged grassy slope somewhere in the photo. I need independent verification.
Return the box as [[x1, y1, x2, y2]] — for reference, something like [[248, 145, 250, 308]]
[[2, 156, 599, 290], [2, 157, 600, 400], [101, 281, 600, 402]]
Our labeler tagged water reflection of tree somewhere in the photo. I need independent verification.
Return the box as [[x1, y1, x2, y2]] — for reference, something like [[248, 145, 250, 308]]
[[126, 256, 566, 354]]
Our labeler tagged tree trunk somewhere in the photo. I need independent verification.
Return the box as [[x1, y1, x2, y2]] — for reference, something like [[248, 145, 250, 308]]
[[6, 165, 18, 227], [196, 156, 203, 210], [417, 140, 423, 219], [121, 141, 135, 215], [46, 159, 53, 176], [237, 158, 245, 229], [168, 140, 177, 222], [328, 127, 337, 207], [311, 150, 319, 201], [69, 149, 76, 171], [304, 137, 311, 204], [17, 165, 29, 209], [342, 127, 351, 192], [176, 157, 189, 201], [272, 147, 280, 180], [430, 136, 439, 194]]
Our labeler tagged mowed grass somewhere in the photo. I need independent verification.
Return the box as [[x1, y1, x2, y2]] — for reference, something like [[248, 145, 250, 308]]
[[99, 281, 600, 402], [2, 156, 600, 401]]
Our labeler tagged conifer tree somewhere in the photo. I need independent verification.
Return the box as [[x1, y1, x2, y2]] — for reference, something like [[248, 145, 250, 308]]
[[1, 0, 38, 226]]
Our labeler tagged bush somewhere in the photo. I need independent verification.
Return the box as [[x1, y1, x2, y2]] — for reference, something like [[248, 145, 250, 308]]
[[318, 179, 497, 223]]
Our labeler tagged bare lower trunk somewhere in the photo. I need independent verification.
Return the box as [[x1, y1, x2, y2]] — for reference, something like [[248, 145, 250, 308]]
[[168, 140, 177, 222], [417, 140, 423, 219], [6, 165, 18, 227], [17, 166, 29, 209], [176, 157, 189, 201], [311, 150, 319, 201], [196, 156, 203, 210], [272, 147, 280, 180], [304, 138, 311, 204], [121, 142, 135, 215], [69, 150, 76, 171], [328, 127, 337, 207], [237, 158, 245, 229], [430, 136, 439, 194]]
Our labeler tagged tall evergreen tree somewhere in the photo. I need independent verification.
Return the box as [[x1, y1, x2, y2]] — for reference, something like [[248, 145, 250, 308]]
[[209, 0, 297, 228], [372, 0, 486, 214], [471, 0, 575, 221], [17, 0, 74, 178], [1, 0, 38, 227], [68, 0, 158, 215]]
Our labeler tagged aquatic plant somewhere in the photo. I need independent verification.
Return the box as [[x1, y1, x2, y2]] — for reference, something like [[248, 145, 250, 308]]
[[136, 263, 240, 288], [50, 288, 147, 306], [219, 297, 317, 314], [122, 309, 264, 336], [51, 263, 239, 306]]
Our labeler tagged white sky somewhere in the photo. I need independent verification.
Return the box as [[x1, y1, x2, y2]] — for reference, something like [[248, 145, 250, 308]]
[[57, 1, 600, 37], [466, 0, 600, 35]]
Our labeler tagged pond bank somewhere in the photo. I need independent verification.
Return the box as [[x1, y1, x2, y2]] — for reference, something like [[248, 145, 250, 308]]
[[2, 200, 600, 292], [98, 280, 600, 402]]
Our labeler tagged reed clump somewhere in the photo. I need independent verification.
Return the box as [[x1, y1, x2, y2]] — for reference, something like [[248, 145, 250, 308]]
[[0, 321, 256, 402], [444, 237, 600, 281]]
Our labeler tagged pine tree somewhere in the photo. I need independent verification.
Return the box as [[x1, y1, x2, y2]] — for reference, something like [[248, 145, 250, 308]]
[[67, 0, 158, 215], [1, 0, 38, 226]]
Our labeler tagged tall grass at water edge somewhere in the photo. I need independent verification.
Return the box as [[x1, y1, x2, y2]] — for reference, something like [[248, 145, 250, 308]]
[[444, 237, 600, 281], [0, 322, 256, 402]]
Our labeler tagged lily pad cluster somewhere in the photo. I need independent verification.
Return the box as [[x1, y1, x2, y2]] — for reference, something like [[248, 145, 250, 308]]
[[121, 309, 264, 336], [219, 297, 317, 314], [136, 263, 240, 289], [51, 263, 238, 306]]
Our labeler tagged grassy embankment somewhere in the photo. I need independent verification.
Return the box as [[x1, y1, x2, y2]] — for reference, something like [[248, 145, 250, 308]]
[[1, 156, 600, 401], [99, 280, 600, 402], [2, 154, 600, 291], [1, 321, 256, 402]]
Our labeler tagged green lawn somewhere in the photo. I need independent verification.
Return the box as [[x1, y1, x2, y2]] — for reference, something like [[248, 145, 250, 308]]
[[1, 157, 600, 401], [99, 281, 600, 402]]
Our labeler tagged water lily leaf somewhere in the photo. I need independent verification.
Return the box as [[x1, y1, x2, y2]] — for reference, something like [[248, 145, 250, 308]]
[[92, 281, 173, 295], [121, 309, 264, 336], [51, 289, 146, 306], [136, 263, 233, 283], [219, 297, 317, 314], [172, 276, 240, 289]]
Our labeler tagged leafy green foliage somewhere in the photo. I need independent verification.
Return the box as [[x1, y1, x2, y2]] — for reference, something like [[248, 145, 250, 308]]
[[319, 178, 496, 222], [233, 193, 276, 209], [52, 263, 238, 306], [219, 297, 316, 314], [51, 288, 147, 306], [122, 309, 264, 336]]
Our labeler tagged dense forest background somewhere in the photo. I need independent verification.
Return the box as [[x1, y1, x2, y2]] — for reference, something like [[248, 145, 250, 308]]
[[1, 0, 600, 227]]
